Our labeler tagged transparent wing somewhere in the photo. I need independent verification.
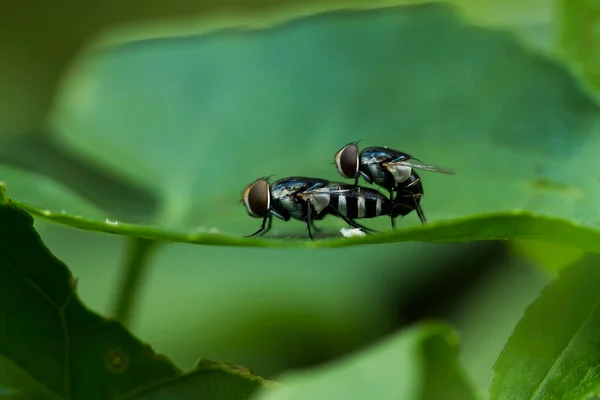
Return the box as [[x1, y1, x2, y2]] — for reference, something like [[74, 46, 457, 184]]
[[302, 187, 349, 195], [310, 188, 384, 200], [297, 190, 333, 214], [304, 187, 382, 197], [387, 159, 455, 175]]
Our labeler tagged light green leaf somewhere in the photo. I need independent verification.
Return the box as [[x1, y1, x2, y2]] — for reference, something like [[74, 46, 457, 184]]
[[250, 322, 479, 400], [510, 239, 585, 275], [557, 0, 600, 94], [0, 165, 109, 221], [6, 182, 600, 249], [0, 0, 433, 141], [43, 5, 600, 243], [0, 198, 268, 399], [491, 254, 600, 399], [0, 0, 555, 144]]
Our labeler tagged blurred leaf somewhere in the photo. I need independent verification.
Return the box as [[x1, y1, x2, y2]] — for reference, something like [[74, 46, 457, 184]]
[[0, 164, 109, 220], [250, 322, 478, 400], [490, 253, 600, 399], [448, 255, 550, 391], [557, 0, 600, 93], [90, 0, 555, 54], [0, 0, 433, 140], [6, 182, 600, 250], [0, 135, 159, 221], [0, 0, 556, 141], [426, 0, 555, 57], [0, 356, 63, 400], [128, 360, 275, 399], [0, 198, 267, 399], [453, 0, 552, 28], [45, 5, 600, 241], [510, 239, 585, 275]]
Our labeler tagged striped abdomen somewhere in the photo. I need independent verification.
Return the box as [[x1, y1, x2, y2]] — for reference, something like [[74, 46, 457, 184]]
[[330, 193, 387, 219]]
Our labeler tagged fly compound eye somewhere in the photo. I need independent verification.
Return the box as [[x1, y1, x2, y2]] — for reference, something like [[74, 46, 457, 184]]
[[334, 143, 359, 179], [242, 179, 270, 218]]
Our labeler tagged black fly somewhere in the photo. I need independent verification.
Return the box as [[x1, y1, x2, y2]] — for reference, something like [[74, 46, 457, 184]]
[[333, 143, 454, 226], [241, 176, 405, 240]]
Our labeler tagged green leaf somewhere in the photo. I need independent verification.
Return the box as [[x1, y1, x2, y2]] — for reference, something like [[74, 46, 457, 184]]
[[0, 0, 433, 141], [6, 182, 600, 249], [509, 239, 585, 275], [0, 199, 268, 399], [0, 165, 108, 221], [128, 360, 277, 399], [557, 0, 600, 94], [4, 0, 551, 143], [42, 5, 600, 243], [250, 322, 479, 400], [490, 253, 600, 399]]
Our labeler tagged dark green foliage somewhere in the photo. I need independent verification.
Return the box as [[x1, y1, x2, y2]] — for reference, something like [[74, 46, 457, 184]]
[[0, 201, 269, 399]]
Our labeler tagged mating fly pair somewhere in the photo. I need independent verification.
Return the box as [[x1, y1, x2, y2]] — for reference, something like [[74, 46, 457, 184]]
[[241, 143, 454, 240]]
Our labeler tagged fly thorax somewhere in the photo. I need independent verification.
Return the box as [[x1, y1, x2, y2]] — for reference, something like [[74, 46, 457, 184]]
[[278, 197, 305, 221]]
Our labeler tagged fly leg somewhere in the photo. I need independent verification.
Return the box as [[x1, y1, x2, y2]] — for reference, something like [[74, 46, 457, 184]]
[[347, 217, 379, 233], [414, 202, 426, 224], [246, 214, 273, 237], [305, 200, 315, 240], [327, 207, 378, 234], [345, 216, 379, 233], [388, 189, 396, 230], [399, 191, 426, 224]]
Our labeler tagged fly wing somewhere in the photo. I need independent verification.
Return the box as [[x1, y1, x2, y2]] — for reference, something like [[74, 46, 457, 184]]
[[386, 159, 455, 175], [382, 163, 412, 183], [300, 185, 383, 213], [318, 187, 384, 200], [298, 189, 333, 214]]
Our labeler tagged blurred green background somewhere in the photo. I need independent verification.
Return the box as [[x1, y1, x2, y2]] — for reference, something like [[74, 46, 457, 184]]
[[2, 0, 597, 395]]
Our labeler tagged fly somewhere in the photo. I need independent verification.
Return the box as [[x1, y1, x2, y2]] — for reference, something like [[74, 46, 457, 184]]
[[333, 142, 454, 226], [241, 176, 404, 240]]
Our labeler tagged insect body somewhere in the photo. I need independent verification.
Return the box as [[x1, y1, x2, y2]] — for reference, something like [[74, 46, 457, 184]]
[[334, 143, 454, 226], [392, 169, 426, 224], [241, 176, 400, 240]]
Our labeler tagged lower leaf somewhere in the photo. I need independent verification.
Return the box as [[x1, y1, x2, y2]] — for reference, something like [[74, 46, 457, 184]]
[[491, 253, 600, 399], [0, 201, 267, 399], [250, 322, 479, 400]]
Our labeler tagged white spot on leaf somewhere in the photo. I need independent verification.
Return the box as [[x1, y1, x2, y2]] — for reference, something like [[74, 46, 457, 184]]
[[340, 228, 366, 238]]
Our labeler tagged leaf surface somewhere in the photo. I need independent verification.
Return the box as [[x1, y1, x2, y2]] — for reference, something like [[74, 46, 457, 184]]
[[5, 182, 600, 250], [0, 0, 435, 141], [250, 322, 479, 400], [0, 199, 267, 399], [557, 0, 600, 94], [44, 5, 600, 240], [491, 254, 600, 399]]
